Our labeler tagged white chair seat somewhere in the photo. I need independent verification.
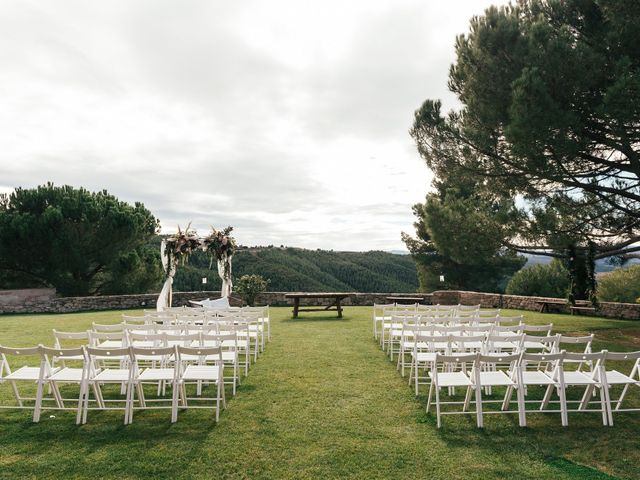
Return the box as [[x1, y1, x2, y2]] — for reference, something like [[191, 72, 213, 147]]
[[179, 354, 203, 362], [430, 371, 472, 387], [604, 370, 638, 385], [4, 366, 43, 381], [383, 323, 403, 330], [224, 339, 248, 349], [48, 367, 83, 382], [479, 371, 516, 386], [138, 368, 175, 381], [412, 352, 436, 362], [563, 371, 598, 385], [94, 369, 130, 382], [521, 370, 556, 385], [182, 365, 221, 382], [221, 352, 237, 362]]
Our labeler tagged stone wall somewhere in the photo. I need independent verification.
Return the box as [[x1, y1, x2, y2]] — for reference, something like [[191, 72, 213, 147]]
[[0, 290, 243, 315], [1, 288, 639, 320], [0, 290, 430, 315], [431, 290, 640, 320]]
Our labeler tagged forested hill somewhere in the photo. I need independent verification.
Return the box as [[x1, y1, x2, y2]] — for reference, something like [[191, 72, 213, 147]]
[[173, 247, 419, 293]]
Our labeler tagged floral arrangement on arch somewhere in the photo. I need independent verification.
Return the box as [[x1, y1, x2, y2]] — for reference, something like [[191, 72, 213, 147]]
[[162, 224, 236, 278], [163, 223, 201, 275], [203, 226, 236, 279]]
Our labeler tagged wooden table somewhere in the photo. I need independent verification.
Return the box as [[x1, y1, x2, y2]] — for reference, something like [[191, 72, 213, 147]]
[[285, 293, 350, 318]]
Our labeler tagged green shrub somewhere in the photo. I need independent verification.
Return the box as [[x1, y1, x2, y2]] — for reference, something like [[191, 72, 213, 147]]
[[597, 265, 640, 304], [234, 274, 270, 306], [505, 260, 570, 298]]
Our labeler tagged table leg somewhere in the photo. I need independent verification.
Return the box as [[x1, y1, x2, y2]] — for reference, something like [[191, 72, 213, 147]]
[[293, 298, 299, 318], [337, 299, 343, 318]]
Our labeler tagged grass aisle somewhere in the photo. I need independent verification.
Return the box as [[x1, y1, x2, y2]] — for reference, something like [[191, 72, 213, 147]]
[[0, 307, 637, 479]]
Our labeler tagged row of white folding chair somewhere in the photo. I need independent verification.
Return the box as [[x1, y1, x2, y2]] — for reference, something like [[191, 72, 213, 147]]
[[396, 323, 547, 374], [373, 304, 469, 340], [0, 344, 227, 424], [54, 327, 250, 378], [378, 311, 516, 350], [407, 332, 558, 393], [407, 332, 594, 394], [54, 328, 246, 392], [386, 317, 527, 360], [174, 314, 265, 357], [97, 318, 259, 348], [426, 349, 640, 428]]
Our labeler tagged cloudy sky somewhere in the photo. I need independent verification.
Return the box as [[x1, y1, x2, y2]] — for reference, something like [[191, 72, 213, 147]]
[[0, 0, 507, 251]]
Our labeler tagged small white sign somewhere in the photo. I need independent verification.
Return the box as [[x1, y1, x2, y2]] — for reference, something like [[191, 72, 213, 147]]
[[202, 277, 207, 284], [439, 275, 445, 282]]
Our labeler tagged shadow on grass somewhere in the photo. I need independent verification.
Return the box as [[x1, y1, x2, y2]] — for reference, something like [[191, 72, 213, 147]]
[[0, 410, 216, 478]]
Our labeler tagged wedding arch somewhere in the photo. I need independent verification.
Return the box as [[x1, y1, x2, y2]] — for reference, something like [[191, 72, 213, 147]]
[[156, 225, 236, 311]]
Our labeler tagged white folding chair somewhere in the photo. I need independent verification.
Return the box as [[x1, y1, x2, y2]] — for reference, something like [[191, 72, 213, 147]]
[[474, 352, 524, 427], [89, 331, 128, 349], [175, 345, 226, 422], [601, 350, 640, 426], [243, 305, 271, 343], [52, 330, 89, 367], [561, 351, 608, 425], [122, 314, 151, 325], [92, 322, 125, 332], [373, 303, 395, 340], [202, 333, 241, 395], [518, 351, 567, 426], [130, 345, 178, 424], [427, 352, 478, 428], [409, 332, 448, 396], [0, 345, 49, 413], [555, 335, 594, 371], [35, 345, 87, 424], [82, 347, 135, 425], [522, 332, 559, 353]]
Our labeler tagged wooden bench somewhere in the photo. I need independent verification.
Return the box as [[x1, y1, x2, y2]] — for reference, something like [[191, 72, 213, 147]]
[[386, 296, 429, 305], [536, 300, 566, 313], [285, 293, 350, 318], [570, 305, 598, 316]]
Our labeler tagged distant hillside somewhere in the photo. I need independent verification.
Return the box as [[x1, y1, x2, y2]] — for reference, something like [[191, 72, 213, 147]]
[[172, 247, 419, 293], [524, 254, 640, 272]]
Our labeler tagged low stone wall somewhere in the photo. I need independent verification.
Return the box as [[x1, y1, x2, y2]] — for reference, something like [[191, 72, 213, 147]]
[[0, 290, 431, 315], [431, 290, 640, 320], [1, 288, 638, 320], [0, 290, 243, 315]]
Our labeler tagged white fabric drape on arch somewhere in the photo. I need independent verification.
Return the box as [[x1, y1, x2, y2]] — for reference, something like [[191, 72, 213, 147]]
[[156, 240, 176, 311], [217, 253, 233, 298]]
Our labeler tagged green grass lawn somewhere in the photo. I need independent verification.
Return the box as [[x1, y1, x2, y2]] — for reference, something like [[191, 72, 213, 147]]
[[0, 307, 639, 480]]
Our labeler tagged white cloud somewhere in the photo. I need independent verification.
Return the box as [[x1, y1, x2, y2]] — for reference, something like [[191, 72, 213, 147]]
[[0, 0, 507, 250]]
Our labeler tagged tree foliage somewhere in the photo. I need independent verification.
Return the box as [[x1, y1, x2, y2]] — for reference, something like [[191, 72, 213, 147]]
[[0, 184, 162, 296], [410, 0, 640, 261], [234, 274, 270, 306], [597, 265, 640, 303], [402, 194, 525, 293], [505, 260, 570, 298]]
